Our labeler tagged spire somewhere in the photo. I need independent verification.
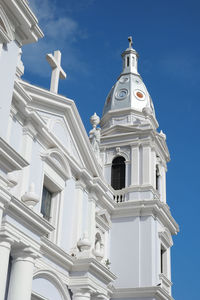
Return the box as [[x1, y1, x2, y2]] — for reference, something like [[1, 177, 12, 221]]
[[128, 36, 133, 48], [121, 36, 139, 75]]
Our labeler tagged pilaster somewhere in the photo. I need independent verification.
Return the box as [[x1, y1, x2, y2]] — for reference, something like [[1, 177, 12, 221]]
[[72, 180, 86, 248], [88, 192, 97, 248], [19, 123, 37, 197], [142, 143, 152, 185], [131, 145, 140, 185], [161, 165, 166, 203]]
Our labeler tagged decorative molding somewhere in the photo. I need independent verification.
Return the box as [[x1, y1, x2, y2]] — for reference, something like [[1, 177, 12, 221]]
[[96, 210, 111, 231], [111, 286, 174, 300], [159, 228, 173, 249], [23, 123, 37, 139], [1, 0, 43, 45], [71, 258, 117, 285], [159, 273, 172, 295], [111, 200, 179, 235], [0, 137, 29, 173], [41, 148, 71, 181], [41, 237, 73, 271], [0, 4, 13, 43], [32, 292, 49, 300], [3, 190, 54, 237]]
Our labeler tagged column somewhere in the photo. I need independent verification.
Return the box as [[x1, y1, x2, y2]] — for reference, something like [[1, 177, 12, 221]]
[[72, 289, 91, 300], [0, 237, 13, 300], [72, 180, 85, 248], [7, 249, 36, 300], [131, 145, 140, 185]]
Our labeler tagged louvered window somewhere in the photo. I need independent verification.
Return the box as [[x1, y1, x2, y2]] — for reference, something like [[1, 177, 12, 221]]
[[111, 156, 125, 190]]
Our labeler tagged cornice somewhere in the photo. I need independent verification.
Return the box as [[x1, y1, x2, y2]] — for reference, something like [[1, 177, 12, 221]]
[[3, 189, 54, 236], [100, 125, 170, 162], [111, 200, 179, 235], [41, 237, 73, 271], [72, 258, 117, 285], [100, 108, 159, 130], [111, 286, 174, 300], [1, 0, 43, 45], [0, 137, 29, 172], [0, 221, 41, 256], [159, 230, 173, 249]]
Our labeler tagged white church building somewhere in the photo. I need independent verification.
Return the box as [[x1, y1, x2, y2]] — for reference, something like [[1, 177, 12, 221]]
[[0, 1, 179, 300]]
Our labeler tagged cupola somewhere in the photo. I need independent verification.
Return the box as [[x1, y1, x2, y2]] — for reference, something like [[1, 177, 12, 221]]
[[101, 37, 157, 130]]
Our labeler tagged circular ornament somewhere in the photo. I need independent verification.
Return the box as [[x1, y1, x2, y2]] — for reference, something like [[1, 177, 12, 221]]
[[119, 76, 129, 83], [116, 89, 128, 100], [134, 89, 145, 100], [133, 78, 141, 84]]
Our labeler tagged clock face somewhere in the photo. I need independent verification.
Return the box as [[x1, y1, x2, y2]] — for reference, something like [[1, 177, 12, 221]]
[[116, 89, 128, 100], [134, 89, 145, 100]]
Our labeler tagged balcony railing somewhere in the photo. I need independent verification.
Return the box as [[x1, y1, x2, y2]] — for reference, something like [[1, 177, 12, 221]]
[[113, 189, 126, 203]]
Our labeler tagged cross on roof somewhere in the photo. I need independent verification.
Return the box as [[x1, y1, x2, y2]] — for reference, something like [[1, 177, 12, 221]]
[[128, 36, 133, 48], [46, 50, 66, 94]]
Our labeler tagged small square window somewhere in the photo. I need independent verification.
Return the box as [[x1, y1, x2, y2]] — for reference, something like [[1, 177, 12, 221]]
[[41, 186, 52, 221]]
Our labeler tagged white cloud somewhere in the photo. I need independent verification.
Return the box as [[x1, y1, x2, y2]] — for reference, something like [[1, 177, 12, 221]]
[[22, 0, 89, 79]]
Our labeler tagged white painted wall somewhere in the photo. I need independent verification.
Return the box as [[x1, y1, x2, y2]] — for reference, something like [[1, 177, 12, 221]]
[[110, 216, 159, 288], [110, 216, 140, 288], [0, 42, 19, 139], [9, 116, 23, 154], [32, 278, 63, 300]]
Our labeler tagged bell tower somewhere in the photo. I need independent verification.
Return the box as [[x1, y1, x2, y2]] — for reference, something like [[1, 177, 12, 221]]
[[100, 38, 179, 299]]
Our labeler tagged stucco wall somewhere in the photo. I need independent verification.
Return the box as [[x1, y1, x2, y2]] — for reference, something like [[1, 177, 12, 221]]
[[0, 41, 19, 138]]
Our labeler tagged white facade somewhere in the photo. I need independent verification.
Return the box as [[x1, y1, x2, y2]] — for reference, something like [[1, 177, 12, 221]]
[[0, 2, 179, 300]]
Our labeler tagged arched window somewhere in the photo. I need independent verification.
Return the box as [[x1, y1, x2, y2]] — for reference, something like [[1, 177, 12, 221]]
[[111, 156, 125, 190]]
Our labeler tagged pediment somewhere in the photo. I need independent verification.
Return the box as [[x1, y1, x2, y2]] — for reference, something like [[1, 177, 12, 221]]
[[101, 124, 144, 137], [19, 80, 102, 178], [41, 148, 71, 180], [37, 111, 84, 167], [96, 209, 111, 231]]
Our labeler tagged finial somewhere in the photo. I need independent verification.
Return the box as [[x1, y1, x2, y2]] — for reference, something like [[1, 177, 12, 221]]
[[128, 36, 133, 48], [90, 112, 100, 129]]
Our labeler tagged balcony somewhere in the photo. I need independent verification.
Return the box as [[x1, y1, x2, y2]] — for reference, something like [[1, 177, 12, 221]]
[[112, 185, 160, 203]]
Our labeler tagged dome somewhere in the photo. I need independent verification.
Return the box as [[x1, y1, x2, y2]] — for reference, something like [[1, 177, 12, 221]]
[[102, 37, 155, 118]]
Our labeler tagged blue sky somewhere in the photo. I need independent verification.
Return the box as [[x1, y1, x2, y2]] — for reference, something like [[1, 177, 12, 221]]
[[23, 0, 200, 298]]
